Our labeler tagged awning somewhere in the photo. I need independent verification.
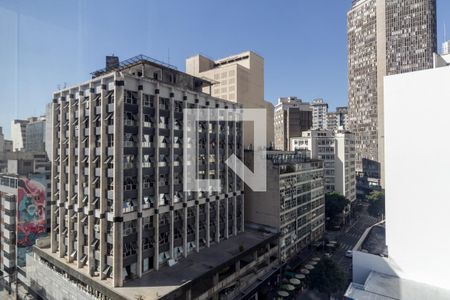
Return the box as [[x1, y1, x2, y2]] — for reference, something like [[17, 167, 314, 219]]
[[281, 284, 295, 292]]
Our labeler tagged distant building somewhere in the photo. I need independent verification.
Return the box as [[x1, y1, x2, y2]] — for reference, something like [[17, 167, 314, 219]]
[[11, 119, 29, 151], [291, 129, 356, 203], [25, 116, 46, 152], [311, 98, 328, 129], [245, 150, 325, 262], [348, 0, 437, 185], [0, 127, 4, 153], [274, 97, 312, 151], [327, 106, 348, 131], [186, 51, 274, 148]]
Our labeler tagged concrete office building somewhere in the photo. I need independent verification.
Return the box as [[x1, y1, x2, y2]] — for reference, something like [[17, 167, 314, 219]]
[[20, 55, 286, 300], [348, 0, 437, 184], [25, 116, 46, 153], [245, 151, 325, 262], [186, 51, 274, 148], [311, 98, 328, 130], [290, 130, 356, 203], [274, 97, 312, 151], [11, 120, 29, 152]]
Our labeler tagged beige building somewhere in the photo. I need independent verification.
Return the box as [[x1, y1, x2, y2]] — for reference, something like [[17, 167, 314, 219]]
[[291, 130, 356, 203], [244, 151, 325, 262], [186, 51, 274, 149]]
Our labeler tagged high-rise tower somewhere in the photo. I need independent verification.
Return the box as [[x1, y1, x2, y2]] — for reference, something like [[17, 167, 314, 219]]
[[347, 0, 437, 184]]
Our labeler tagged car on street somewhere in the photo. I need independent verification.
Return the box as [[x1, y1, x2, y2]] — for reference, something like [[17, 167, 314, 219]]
[[324, 252, 332, 258], [345, 250, 353, 258]]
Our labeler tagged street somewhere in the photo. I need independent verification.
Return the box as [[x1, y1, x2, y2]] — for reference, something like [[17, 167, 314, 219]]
[[296, 203, 379, 299], [327, 203, 379, 281]]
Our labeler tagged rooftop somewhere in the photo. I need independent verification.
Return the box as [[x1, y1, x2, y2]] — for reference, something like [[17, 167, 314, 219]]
[[345, 271, 450, 300], [359, 223, 388, 256], [33, 227, 278, 300]]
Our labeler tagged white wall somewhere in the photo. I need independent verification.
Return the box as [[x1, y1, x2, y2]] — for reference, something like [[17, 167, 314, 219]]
[[384, 65, 450, 290]]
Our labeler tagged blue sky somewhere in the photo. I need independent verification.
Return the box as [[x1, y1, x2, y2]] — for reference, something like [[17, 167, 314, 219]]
[[0, 0, 449, 138]]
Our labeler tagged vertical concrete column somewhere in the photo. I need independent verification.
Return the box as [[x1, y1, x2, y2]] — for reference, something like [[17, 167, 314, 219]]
[[67, 94, 75, 263], [153, 83, 160, 271], [50, 101, 58, 253], [182, 93, 188, 257], [221, 106, 230, 234], [216, 200, 220, 243], [77, 90, 86, 268], [113, 76, 125, 287], [185, 289, 192, 300], [195, 204, 200, 252], [169, 89, 175, 260], [87, 84, 96, 275], [183, 205, 188, 258], [136, 83, 144, 278], [206, 201, 210, 247], [191, 100, 200, 252], [58, 96, 67, 258], [213, 273, 220, 300], [240, 109, 245, 233], [99, 82, 108, 279]]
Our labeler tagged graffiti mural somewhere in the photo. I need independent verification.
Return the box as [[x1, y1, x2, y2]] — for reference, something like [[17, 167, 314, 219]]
[[17, 175, 46, 248]]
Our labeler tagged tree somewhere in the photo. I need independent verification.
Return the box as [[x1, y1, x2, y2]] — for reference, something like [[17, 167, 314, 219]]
[[325, 192, 350, 226], [308, 257, 347, 299], [367, 191, 385, 218]]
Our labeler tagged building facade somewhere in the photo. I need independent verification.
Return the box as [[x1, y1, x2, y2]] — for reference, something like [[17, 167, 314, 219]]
[[345, 50, 450, 300], [0, 174, 49, 292], [274, 97, 312, 151], [25, 116, 46, 153], [11, 120, 29, 152], [311, 98, 328, 130], [244, 151, 325, 263], [291, 130, 356, 202], [48, 55, 246, 290], [347, 0, 437, 183], [186, 51, 274, 148], [327, 107, 348, 132]]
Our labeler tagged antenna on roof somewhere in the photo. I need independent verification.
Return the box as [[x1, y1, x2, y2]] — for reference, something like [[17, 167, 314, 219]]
[[168, 48, 171, 65]]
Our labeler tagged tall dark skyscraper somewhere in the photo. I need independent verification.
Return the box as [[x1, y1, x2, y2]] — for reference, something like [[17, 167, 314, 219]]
[[347, 0, 437, 184]]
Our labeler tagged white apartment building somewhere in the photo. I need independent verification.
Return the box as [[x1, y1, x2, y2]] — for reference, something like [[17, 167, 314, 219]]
[[345, 50, 450, 299], [186, 51, 274, 148], [311, 98, 328, 129], [291, 129, 356, 202], [11, 119, 29, 151]]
